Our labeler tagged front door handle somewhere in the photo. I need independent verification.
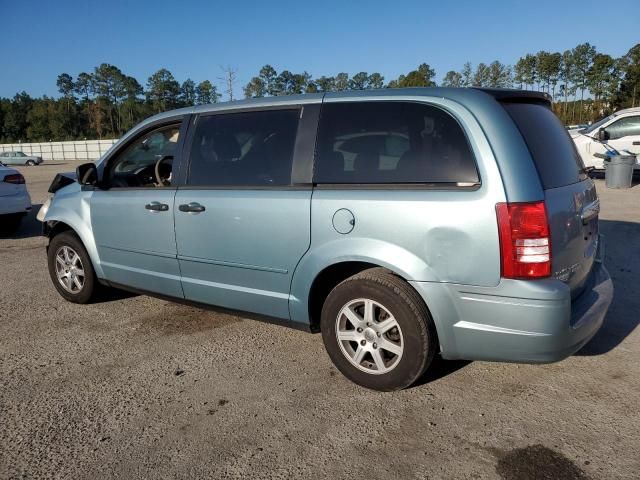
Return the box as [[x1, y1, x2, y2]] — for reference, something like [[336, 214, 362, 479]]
[[633, 141, 640, 146], [178, 202, 206, 213], [145, 202, 169, 212]]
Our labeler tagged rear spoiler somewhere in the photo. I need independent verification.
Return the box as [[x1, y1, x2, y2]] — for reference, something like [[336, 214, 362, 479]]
[[48, 172, 77, 194], [474, 88, 552, 107]]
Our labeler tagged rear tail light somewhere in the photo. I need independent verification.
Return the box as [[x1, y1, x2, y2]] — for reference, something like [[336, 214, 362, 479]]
[[496, 201, 551, 279], [3, 173, 25, 184]]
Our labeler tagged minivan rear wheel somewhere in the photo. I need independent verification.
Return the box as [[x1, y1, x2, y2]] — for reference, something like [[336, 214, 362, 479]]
[[47, 231, 99, 304], [320, 268, 437, 391]]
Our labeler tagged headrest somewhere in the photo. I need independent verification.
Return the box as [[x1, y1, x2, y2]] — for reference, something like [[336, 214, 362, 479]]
[[353, 151, 379, 172], [210, 132, 241, 160]]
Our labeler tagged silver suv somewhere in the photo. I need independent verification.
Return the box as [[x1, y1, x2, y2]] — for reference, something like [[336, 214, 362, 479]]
[[40, 88, 613, 391]]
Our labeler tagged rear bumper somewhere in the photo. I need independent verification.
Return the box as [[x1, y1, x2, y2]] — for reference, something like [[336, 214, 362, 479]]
[[411, 261, 613, 363], [0, 191, 32, 216]]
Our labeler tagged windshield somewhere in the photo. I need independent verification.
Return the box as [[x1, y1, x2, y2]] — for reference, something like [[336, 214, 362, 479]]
[[580, 114, 616, 134]]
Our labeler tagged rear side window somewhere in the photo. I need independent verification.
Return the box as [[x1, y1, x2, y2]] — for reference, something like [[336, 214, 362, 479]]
[[502, 102, 586, 189], [314, 102, 479, 184], [188, 109, 299, 186]]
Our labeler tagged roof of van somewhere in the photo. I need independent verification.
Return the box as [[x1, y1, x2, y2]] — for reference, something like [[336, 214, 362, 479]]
[[615, 106, 640, 115], [143, 87, 551, 124]]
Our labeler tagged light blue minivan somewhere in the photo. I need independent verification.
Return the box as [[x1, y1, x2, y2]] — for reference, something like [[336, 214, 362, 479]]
[[39, 88, 613, 390]]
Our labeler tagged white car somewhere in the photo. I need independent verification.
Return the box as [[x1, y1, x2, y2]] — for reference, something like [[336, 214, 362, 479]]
[[0, 164, 32, 233], [571, 107, 640, 171]]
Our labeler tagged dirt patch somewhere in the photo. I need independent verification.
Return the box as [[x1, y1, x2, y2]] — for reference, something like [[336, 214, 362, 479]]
[[500, 382, 529, 397], [495, 444, 589, 480], [133, 302, 240, 336]]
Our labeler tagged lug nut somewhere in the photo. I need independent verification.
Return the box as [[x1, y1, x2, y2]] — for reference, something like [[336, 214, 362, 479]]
[[376, 332, 381, 337], [360, 340, 366, 346], [373, 343, 378, 349], [357, 327, 363, 333]]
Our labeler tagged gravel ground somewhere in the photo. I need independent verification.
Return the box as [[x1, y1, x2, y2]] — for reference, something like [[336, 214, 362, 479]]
[[1, 163, 638, 479]]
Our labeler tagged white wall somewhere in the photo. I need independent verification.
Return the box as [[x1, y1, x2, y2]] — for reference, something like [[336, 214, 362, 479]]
[[0, 139, 119, 162]]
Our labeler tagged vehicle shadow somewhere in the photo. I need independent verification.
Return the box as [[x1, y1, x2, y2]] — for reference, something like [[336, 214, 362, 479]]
[[0, 204, 42, 239], [412, 357, 472, 387], [576, 219, 640, 356], [93, 287, 139, 303]]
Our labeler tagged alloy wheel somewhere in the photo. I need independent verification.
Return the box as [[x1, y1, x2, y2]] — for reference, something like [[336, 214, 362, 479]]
[[335, 298, 404, 375], [55, 245, 85, 294]]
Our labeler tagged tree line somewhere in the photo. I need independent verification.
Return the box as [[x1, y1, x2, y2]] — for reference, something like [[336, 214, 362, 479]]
[[0, 65, 221, 143], [1, 43, 638, 143], [243, 43, 639, 126]]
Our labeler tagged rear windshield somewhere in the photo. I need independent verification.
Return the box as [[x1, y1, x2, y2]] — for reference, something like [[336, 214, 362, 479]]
[[503, 102, 586, 189]]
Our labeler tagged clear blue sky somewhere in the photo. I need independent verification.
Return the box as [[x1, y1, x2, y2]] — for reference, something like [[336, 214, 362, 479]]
[[1, 0, 638, 99]]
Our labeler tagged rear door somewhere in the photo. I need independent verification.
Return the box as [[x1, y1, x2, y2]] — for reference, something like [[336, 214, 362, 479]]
[[3, 153, 18, 165], [174, 105, 318, 319], [503, 102, 597, 297]]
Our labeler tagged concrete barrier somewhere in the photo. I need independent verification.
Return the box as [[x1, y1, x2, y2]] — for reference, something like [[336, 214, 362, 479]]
[[0, 139, 119, 162]]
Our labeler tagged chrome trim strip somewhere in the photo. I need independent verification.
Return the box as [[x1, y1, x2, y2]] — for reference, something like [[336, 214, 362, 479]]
[[454, 320, 552, 336], [581, 199, 600, 225]]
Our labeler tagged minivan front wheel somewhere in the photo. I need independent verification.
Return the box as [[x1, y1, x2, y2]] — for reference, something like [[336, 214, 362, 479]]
[[47, 231, 98, 303], [321, 268, 437, 391]]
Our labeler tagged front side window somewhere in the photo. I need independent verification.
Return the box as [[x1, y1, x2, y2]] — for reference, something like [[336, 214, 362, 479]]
[[187, 109, 300, 186], [314, 102, 479, 184], [606, 116, 640, 140], [581, 114, 615, 134], [105, 124, 181, 188]]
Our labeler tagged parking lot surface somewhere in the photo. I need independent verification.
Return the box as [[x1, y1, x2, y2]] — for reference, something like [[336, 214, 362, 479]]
[[1, 163, 639, 479]]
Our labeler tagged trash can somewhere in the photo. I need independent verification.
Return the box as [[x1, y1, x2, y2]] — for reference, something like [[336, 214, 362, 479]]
[[605, 154, 636, 189]]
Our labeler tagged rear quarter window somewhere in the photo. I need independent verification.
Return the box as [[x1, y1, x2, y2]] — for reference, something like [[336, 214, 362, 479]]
[[314, 101, 479, 185], [502, 102, 586, 189]]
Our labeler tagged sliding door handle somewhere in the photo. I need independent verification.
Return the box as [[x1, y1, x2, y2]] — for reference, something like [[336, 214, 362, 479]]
[[179, 202, 206, 213], [145, 202, 169, 212]]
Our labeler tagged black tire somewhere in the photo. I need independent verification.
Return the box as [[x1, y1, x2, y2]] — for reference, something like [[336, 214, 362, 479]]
[[26, 160, 35, 166], [47, 231, 99, 303], [0, 213, 23, 234], [321, 268, 437, 391]]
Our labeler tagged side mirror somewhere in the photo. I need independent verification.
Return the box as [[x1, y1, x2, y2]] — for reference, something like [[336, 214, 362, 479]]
[[597, 128, 610, 142], [76, 162, 98, 186]]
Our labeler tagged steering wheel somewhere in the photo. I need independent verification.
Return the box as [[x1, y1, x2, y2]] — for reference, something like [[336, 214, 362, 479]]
[[154, 156, 173, 187]]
